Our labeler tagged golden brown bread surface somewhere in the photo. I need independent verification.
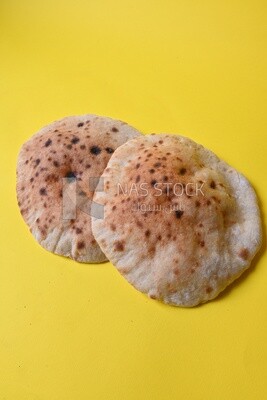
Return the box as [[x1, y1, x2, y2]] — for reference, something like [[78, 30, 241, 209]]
[[16, 115, 142, 262], [92, 134, 262, 306]]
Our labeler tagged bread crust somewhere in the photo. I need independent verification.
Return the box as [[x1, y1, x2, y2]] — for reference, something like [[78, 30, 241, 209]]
[[92, 134, 262, 305], [16, 114, 142, 262]]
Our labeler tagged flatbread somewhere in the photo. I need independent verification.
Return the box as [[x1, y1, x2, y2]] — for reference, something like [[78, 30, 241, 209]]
[[16, 114, 142, 262], [92, 134, 262, 305]]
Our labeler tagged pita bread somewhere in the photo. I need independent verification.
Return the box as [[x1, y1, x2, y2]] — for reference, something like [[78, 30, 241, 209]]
[[92, 134, 262, 306], [16, 114, 142, 262]]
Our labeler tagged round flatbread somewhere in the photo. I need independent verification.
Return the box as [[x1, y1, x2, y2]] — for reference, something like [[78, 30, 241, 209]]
[[92, 134, 262, 306], [16, 114, 142, 262]]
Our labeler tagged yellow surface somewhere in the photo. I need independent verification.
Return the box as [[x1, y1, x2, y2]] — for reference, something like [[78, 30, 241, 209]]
[[0, 1, 266, 399]]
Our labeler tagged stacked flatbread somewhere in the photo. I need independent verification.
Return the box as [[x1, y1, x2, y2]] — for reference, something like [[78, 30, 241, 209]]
[[16, 115, 142, 262], [92, 134, 262, 306], [17, 118, 262, 306]]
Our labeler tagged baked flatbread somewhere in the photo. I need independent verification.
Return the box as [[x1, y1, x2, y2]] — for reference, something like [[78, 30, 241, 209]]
[[92, 134, 262, 305], [16, 115, 142, 262]]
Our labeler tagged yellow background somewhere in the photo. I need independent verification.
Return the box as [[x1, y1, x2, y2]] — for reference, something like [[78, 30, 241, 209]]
[[0, 1, 266, 399]]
